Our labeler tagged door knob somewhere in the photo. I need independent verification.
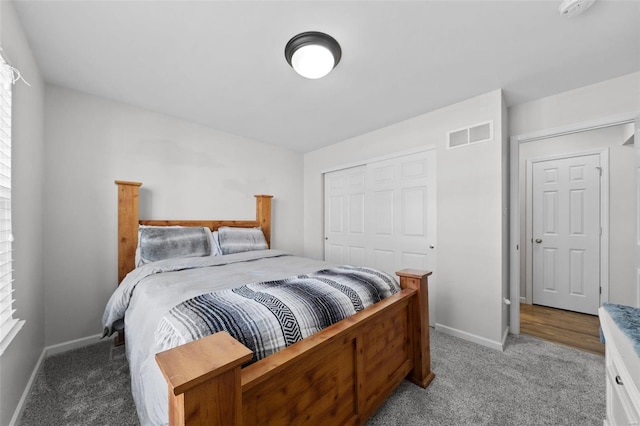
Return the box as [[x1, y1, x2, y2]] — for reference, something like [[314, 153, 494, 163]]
[[535, 238, 542, 243]]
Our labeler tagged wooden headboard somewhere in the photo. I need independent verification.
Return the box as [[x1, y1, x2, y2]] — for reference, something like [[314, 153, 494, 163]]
[[115, 180, 273, 283]]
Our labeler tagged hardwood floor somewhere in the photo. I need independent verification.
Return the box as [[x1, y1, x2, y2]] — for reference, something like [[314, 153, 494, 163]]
[[520, 303, 605, 356]]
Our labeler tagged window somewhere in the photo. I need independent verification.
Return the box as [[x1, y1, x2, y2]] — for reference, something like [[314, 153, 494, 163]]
[[0, 54, 22, 355]]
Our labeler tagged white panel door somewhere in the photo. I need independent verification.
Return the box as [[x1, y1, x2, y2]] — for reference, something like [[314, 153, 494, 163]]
[[324, 166, 367, 266], [532, 154, 601, 315], [366, 150, 437, 323], [324, 150, 436, 323], [366, 151, 436, 273]]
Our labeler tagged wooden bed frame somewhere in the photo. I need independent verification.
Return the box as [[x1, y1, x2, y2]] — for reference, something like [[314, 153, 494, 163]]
[[115, 180, 434, 426]]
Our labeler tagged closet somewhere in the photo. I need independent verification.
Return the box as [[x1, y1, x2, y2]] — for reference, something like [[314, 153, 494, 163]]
[[323, 149, 436, 322]]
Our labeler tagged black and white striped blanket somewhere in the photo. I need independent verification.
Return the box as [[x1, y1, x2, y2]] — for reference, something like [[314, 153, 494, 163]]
[[155, 266, 400, 363]]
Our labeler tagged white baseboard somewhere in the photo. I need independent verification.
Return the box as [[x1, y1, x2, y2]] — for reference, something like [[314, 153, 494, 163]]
[[45, 333, 103, 357], [9, 333, 108, 426], [435, 323, 505, 351], [9, 348, 46, 426]]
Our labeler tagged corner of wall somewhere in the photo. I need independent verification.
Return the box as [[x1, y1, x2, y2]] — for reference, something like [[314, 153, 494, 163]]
[[501, 91, 511, 336]]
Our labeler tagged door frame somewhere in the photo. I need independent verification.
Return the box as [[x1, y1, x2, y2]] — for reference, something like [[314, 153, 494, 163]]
[[320, 145, 437, 175], [636, 115, 640, 308], [524, 149, 609, 310], [509, 112, 637, 334]]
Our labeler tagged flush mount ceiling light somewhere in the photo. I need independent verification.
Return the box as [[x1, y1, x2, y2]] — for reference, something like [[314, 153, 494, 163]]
[[285, 31, 341, 79]]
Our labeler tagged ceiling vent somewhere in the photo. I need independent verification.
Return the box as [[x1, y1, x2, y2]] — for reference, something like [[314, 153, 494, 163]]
[[447, 121, 493, 149]]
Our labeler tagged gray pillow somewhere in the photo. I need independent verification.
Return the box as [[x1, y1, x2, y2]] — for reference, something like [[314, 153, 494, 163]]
[[218, 227, 268, 255], [136, 226, 213, 267]]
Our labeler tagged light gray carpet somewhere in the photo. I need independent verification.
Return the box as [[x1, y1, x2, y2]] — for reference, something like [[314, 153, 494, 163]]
[[369, 332, 604, 425], [19, 340, 137, 426], [19, 330, 604, 425]]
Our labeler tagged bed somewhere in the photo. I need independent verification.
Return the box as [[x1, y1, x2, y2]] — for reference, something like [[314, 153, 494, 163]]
[[105, 180, 434, 426]]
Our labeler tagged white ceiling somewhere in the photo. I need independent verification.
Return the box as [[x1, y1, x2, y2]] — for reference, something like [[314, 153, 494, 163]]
[[12, 0, 640, 153]]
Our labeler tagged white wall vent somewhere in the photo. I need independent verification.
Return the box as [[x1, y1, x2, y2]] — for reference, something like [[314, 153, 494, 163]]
[[447, 121, 493, 149]]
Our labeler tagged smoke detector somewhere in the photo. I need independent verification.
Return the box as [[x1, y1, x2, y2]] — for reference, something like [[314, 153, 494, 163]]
[[559, 0, 595, 17]]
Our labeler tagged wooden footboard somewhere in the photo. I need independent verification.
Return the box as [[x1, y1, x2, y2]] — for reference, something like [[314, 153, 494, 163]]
[[156, 270, 433, 426]]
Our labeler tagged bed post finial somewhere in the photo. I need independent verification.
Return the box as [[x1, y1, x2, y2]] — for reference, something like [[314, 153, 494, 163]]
[[115, 180, 142, 283], [255, 195, 273, 248]]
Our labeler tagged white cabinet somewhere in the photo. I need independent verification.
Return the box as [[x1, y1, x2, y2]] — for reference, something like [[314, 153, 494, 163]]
[[600, 306, 640, 425]]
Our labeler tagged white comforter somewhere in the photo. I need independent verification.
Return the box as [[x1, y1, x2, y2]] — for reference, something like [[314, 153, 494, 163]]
[[102, 250, 332, 426]]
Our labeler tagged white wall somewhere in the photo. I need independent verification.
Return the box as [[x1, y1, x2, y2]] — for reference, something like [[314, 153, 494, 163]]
[[510, 72, 640, 136], [304, 90, 508, 348], [0, 2, 46, 425], [43, 86, 304, 346], [510, 72, 640, 308]]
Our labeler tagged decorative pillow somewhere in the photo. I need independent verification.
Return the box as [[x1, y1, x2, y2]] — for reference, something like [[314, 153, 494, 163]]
[[135, 226, 213, 267], [218, 227, 268, 255]]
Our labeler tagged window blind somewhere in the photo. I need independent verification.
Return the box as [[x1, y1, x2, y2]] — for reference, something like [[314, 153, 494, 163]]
[[0, 55, 21, 355]]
